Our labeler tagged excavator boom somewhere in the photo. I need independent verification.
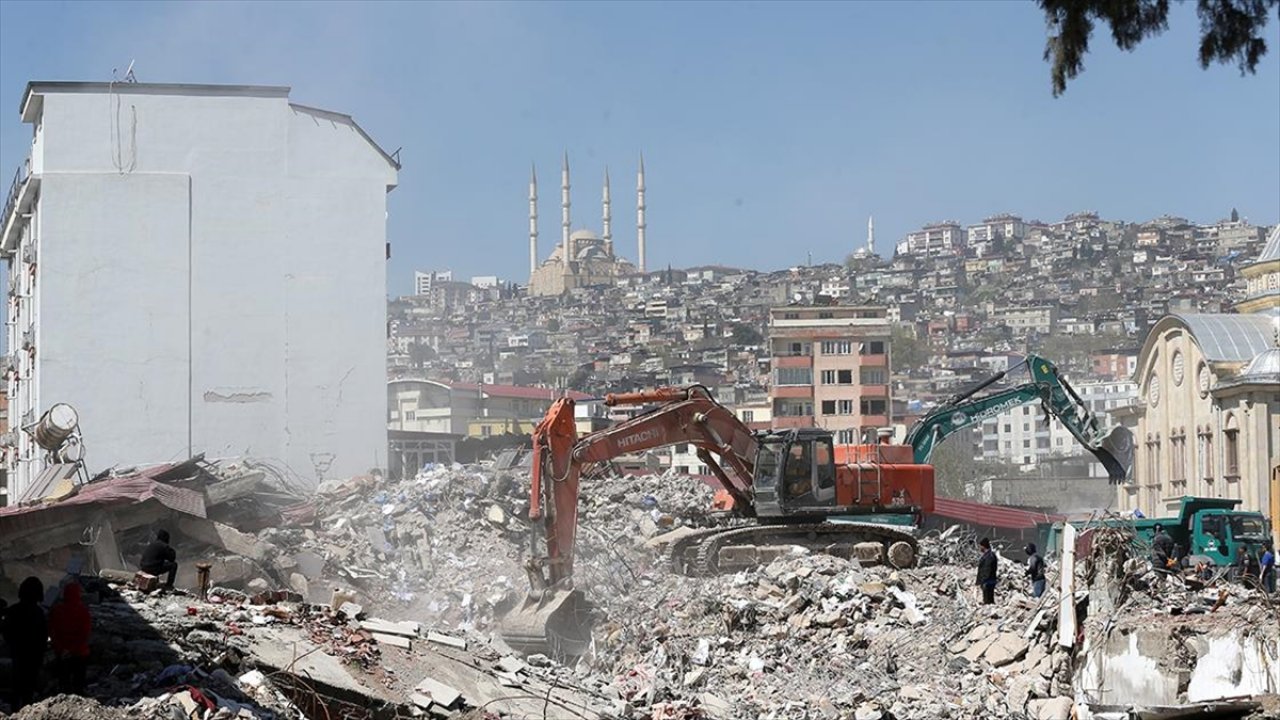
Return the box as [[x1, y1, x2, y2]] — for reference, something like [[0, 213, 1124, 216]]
[[904, 354, 1134, 481]]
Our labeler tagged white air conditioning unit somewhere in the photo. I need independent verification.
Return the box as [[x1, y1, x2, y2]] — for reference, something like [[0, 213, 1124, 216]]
[[20, 327, 33, 350], [21, 243, 36, 265]]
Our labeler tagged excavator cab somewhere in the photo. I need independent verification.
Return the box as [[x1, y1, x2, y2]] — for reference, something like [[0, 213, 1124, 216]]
[[752, 429, 838, 517]]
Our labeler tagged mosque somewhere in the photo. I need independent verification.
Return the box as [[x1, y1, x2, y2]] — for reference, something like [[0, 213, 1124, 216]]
[[527, 154, 645, 297]]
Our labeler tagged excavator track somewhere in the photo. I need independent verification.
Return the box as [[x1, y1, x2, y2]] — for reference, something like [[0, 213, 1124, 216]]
[[684, 521, 919, 576], [662, 527, 726, 574]]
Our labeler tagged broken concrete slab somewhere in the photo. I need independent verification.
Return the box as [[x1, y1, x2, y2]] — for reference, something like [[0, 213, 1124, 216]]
[[984, 632, 1029, 668], [1026, 696, 1073, 720], [360, 618, 420, 637], [413, 676, 462, 708], [177, 517, 270, 563], [426, 631, 466, 649], [371, 632, 411, 650], [293, 550, 325, 579]]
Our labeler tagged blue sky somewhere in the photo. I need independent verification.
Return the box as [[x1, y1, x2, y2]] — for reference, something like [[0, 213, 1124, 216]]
[[2, 1, 1277, 296]]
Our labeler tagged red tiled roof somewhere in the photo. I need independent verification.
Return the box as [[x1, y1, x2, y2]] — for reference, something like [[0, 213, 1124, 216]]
[[932, 496, 1063, 530], [446, 382, 592, 402]]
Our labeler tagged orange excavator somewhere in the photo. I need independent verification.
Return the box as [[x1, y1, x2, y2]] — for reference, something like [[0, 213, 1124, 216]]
[[499, 385, 934, 656]]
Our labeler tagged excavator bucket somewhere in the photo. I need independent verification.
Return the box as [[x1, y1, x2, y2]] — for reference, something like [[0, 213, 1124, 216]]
[[498, 587, 592, 659], [1094, 426, 1135, 483]]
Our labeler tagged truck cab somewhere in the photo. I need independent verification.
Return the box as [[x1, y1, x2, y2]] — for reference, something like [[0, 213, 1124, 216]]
[[1187, 507, 1272, 566]]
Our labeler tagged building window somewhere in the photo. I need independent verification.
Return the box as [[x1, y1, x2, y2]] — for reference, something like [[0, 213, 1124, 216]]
[[1023, 439, 1031, 449], [1003, 424, 1011, 433], [676, 444, 689, 453], [821, 370, 837, 384], [821, 340, 853, 355], [818, 311, 834, 319], [783, 312, 799, 319], [1197, 426, 1213, 481], [481, 426, 492, 437], [860, 340, 886, 355], [406, 410, 416, 421], [837, 429, 856, 444], [837, 369, 853, 384], [860, 367, 886, 385], [1224, 415, 1240, 477], [787, 342, 805, 356], [776, 367, 813, 385], [821, 400, 837, 415], [1171, 427, 1187, 485], [838, 399, 854, 415], [860, 398, 886, 415], [741, 410, 754, 423]]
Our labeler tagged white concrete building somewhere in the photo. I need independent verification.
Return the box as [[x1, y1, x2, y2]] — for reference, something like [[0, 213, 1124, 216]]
[[1, 81, 399, 499], [896, 221, 965, 258]]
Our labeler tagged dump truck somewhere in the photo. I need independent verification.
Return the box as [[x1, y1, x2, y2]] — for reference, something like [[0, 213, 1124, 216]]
[[1044, 496, 1272, 567]]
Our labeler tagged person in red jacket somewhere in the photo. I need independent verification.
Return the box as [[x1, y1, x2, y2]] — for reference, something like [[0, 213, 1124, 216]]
[[48, 582, 92, 694]]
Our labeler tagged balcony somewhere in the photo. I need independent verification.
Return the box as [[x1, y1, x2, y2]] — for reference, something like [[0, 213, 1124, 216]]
[[859, 353, 887, 366], [859, 384, 889, 397], [773, 416, 814, 429], [2, 156, 40, 256], [772, 355, 811, 369], [861, 415, 890, 428], [771, 385, 813, 399]]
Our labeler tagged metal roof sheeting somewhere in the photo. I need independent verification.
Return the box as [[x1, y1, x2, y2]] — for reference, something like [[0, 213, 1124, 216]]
[[933, 496, 1063, 530], [1170, 313, 1276, 362], [1258, 225, 1280, 264]]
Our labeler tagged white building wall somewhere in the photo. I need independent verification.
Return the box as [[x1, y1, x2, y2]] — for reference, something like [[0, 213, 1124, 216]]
[[4, 83, 397, 494]]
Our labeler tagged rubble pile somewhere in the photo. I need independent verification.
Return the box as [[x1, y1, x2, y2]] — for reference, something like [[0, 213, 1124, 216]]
[[265, 464, 714, 634], [586, 542, 1073, 720]]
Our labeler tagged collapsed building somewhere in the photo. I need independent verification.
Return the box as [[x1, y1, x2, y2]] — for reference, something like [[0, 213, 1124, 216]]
[[1, 461, 1278, 719]]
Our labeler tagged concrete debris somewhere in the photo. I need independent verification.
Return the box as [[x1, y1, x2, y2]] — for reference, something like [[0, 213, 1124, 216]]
[[5, 461, 1280, 719]]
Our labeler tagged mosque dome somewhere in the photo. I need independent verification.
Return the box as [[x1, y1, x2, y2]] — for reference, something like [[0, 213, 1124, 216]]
[[1240, 347, 1280, 380]]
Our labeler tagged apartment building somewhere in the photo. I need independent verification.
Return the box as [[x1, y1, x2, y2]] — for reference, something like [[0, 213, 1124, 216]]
[[990, 305, 1059, 337], [966, 214, 1026, 254], [768, 305, 891, 444], [1, 81, 398, 497], [896, 222, 965, 258]]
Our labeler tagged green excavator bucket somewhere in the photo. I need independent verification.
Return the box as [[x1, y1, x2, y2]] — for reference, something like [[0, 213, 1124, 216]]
[[1095, 426, 1135, 483]]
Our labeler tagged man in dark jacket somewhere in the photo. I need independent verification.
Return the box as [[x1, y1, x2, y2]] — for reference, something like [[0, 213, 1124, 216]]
[[141, 529, 178, 589], [977, 538, 998, 605], [1151, 524, 1175, 572], [1025, 543, 1047, 598], [2, 576, 49, 709]]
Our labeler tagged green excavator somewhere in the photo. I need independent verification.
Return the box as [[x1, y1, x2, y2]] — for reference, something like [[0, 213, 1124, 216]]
[[904, 353, 1134, 481]]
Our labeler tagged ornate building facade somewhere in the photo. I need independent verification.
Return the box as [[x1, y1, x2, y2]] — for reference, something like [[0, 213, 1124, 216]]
[[1117, 226, 1280, 540]]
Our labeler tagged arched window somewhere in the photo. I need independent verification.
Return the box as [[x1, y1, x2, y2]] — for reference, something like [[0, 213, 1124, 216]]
[[1224, 414, 1240, 478], [1197, 425, 1213, 482]]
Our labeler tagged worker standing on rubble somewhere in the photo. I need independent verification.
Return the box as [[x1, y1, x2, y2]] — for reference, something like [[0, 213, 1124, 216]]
[[2, 576, 48, 709], [977, 538, 998, 605], [1260, 542, 1276, 594], [1151, 524, 1175, 573], [1024, 543, 1047, 598], [140, 529, 179, 590], [49, 581, 92, 694]]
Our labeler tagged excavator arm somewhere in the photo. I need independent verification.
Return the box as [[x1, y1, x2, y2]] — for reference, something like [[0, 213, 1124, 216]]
[[530, 385, 758, 586], [904, 354, 1134, 482], [504, 385, 761, 656]]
